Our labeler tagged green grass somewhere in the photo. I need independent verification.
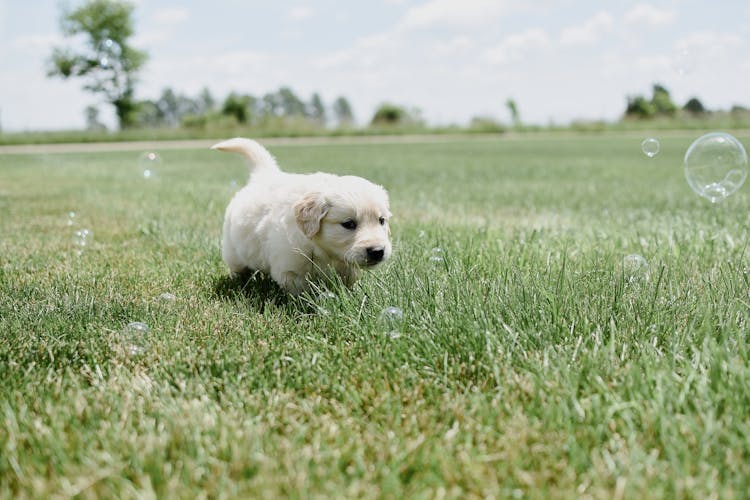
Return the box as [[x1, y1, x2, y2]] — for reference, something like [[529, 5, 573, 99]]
[[2, 133, 750, 497]]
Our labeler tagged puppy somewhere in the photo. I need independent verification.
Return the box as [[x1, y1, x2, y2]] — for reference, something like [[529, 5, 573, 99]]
[[212, 138, 392, 295]]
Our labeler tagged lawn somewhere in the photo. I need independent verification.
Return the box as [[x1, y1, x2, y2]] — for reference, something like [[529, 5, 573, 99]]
[[1, 132, 750, 497]]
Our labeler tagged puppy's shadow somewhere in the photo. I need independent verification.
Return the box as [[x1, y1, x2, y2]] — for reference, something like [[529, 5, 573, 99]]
[[213, 270, 292, 310]]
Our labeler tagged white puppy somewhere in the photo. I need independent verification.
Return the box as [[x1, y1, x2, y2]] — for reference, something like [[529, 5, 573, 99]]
[[212, 137, 392, 295]]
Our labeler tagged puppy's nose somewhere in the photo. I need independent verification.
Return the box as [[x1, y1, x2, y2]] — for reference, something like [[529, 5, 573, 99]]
[[366, 246, 385, 263]]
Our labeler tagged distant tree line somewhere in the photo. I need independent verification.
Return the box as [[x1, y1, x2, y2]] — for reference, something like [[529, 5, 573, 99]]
[[121, 86, 355, 130], [625, 83, 750, 120]]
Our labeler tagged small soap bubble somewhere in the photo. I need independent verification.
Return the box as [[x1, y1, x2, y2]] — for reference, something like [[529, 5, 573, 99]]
[[684, 132, 748, 203], [120, 321, 149, 357], [100, 39, 121, 56], [138, 152, 162, 179], [67, 211, 76, 226], [622, 254, 649, 282], [314, 291, 336, 316], [98, 38, 121, 68], [672, 48, 694, 77], [72, 228, 92, 255], [229, 179, 239, 190], [379, 306, 404, 337], [158, 292, 177, 303], [641, 137, 660, 158], [429, 247, 444, 263]]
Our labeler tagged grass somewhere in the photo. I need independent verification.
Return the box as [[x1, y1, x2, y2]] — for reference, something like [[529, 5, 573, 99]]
[[2, 132, 750, 497]]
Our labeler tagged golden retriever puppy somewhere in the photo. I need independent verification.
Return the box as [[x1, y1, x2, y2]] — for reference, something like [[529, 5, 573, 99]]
[[212, 138, 392, 295]]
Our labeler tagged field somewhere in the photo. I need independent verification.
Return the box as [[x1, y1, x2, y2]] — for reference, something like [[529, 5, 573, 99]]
[[2, 132, 750, 497]]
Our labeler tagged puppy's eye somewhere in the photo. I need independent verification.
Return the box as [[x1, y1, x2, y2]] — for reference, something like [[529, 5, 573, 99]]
[[340, 219, 357, 230], [379, 217, 386, 226]]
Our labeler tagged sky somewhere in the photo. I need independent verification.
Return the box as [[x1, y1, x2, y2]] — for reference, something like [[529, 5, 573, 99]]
[[1, 0, 749, 131]]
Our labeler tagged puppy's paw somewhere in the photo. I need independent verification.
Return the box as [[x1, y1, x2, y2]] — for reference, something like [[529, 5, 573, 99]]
[[275, 271, 310, 296]]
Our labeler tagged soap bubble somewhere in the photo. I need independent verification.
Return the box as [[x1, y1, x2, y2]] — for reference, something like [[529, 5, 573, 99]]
[[684, 132, 748, 203], [315, 291, 336, 316], [672, 48, 694, 77], [379, 306, 404, 338], [120, 322, 149, 357], [622, 254, 649, 282], [138, 152, 162, 179], [101, 38, 121, 54], [229, 179, 239, 190], [98, 38, 121, 69], [158, 292, 177, 303], [641, 138, 660, 158], [72, 228, 92, 255], [67, 211, 76, 226], [429, 247, 444, 264]]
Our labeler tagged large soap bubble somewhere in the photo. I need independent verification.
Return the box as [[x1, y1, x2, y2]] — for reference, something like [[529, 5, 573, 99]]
[[684, 132, 748, 203]]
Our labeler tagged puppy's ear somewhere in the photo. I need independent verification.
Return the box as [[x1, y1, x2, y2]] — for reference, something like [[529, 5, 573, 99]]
[[294, 193, 329, 238]]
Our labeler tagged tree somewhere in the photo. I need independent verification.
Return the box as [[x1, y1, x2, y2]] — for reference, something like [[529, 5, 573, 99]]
[[154, 88, 202, 127], [332, 96, 354, 126], [277, 87, 306, 117], [371, 103, 407, 125], [370, 103, 424, 127], [196, 87, 216, 116], [134, 100, 162, 127], [261, 92, 282, 117], [222, 93, 254, 124], [625, 95, 656, 119], [84, 105, 107, 130], [47, 0, 147, 129], [624, 83, 677, 119], [308, 93, 326, 125], [651, 83, 677, 116], [505, 98, 520, 127], [684, 97, 707, 115]]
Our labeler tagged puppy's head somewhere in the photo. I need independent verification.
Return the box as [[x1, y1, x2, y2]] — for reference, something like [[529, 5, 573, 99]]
[[294, 176, 392, 268]]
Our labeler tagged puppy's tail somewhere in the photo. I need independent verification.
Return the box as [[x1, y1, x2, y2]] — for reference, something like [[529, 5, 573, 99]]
[[211, 137, 280, 173]]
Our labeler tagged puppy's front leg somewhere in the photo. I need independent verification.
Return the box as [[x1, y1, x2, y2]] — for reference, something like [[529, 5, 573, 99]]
[[274, 270, 310, 296]]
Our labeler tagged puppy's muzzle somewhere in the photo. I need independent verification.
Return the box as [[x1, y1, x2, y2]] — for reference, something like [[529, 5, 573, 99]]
[[365, 246, 386, 266]]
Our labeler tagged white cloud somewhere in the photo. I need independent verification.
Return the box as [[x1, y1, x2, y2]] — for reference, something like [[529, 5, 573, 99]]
[[672, 31, 745, 75], [398, 0, 509, 30], [433, 35, 475, 55], [152, 7, 190, 25], [289, 6, 313, 21], [212, 50, 273, 75], [310, 32, 396, 69], [482, 28, 551, 65], [134, 7, 190, 46], [676, 31, 744, 51], [624, 3, 677, 26], [559, 11, 613, 45]]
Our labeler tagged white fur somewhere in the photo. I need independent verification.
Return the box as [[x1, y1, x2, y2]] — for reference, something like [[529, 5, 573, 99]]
[[212, 137, 392, 295]]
